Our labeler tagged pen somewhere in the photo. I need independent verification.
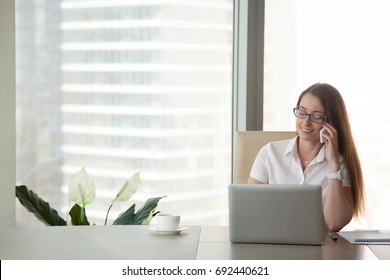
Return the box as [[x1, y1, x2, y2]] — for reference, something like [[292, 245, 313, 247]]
[[328, 232, 338, 241]]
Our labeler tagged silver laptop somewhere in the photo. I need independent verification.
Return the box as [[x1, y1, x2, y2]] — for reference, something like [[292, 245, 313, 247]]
[[229, 184, 323, 245]]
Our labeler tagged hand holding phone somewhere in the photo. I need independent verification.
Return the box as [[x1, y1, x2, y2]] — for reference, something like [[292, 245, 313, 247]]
[[320, 128, 326, 143]]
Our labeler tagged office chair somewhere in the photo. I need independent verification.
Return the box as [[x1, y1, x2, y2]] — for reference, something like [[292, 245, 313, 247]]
[[233, 131, 297, 184]]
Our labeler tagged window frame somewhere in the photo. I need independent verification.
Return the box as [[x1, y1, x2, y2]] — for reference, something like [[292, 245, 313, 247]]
[[233, 0, 265, 133], [0, 0, 16, 226]]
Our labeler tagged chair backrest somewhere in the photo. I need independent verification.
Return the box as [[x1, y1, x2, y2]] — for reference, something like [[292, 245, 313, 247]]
[[233, 131, 297, 184]]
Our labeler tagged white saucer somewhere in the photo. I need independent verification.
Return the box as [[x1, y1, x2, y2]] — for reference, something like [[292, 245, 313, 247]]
[[148, 225, 189, 235]]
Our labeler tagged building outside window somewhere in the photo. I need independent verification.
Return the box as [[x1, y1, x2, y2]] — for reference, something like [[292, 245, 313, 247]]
[[16, 0, 390, 230], [15, 0, 233, 226]]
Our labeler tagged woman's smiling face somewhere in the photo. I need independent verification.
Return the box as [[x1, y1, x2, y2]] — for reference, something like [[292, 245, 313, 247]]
[[295, 93, 327, 142]]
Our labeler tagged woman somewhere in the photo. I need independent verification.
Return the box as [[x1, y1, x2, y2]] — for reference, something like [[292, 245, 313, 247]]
[[248, 83, 365, 231]]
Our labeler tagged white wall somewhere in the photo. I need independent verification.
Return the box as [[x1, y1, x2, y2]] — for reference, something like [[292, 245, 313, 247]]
[[0, 0, 15, 226]]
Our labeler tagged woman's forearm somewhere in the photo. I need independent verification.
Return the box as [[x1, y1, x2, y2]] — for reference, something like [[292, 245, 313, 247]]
[[323, 180, 353, 231]]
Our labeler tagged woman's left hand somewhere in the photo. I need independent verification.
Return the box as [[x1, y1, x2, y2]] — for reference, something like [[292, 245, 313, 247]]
[[322, 123, 340, 167]]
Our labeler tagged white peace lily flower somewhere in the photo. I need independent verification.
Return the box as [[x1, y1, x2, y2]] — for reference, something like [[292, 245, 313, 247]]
[[104, 172, 141, 225], [68, 167, 96, 207], [114, 172, 141, 202]]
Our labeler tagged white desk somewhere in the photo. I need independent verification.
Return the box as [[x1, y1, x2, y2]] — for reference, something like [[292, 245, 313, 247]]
[[369, 245, 390, 260], [0, 225, 388, 260], [197, 226, 380, 260], [0, 225, 200, 260]]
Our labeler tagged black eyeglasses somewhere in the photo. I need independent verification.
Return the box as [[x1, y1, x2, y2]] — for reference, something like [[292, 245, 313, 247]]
[[293, 107, 328, 124]]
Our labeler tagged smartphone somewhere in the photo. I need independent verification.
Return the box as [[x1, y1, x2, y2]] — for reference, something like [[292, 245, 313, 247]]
[[320, 128, 326, 143]]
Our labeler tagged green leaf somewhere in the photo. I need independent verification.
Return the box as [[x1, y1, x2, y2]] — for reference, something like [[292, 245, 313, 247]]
[[15, 185, 67, 226], [112, 204, 136, 225], [69, 204, 90, 226], [133, 196, 165, 225], [141, 207, 157, 225]]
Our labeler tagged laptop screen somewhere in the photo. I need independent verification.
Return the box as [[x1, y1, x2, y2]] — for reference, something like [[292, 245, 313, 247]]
[[229, 184, 323, 245]]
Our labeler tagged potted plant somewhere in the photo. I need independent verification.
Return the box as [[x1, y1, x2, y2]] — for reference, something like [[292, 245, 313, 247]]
[[15, 167, 164, 226]]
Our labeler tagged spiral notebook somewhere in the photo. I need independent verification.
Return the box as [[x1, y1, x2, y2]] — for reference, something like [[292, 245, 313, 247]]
[[338, 230, 390, 244]]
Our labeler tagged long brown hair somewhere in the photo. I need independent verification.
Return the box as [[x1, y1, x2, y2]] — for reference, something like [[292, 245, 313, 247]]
[[297, 83, 365, 217]]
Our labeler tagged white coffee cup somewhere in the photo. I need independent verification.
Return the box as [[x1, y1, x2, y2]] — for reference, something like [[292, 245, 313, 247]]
[[157, 213, 180, 230]]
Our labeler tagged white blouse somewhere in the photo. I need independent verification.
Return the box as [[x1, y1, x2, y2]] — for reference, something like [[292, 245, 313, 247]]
[[249, 136, 351, 204]]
